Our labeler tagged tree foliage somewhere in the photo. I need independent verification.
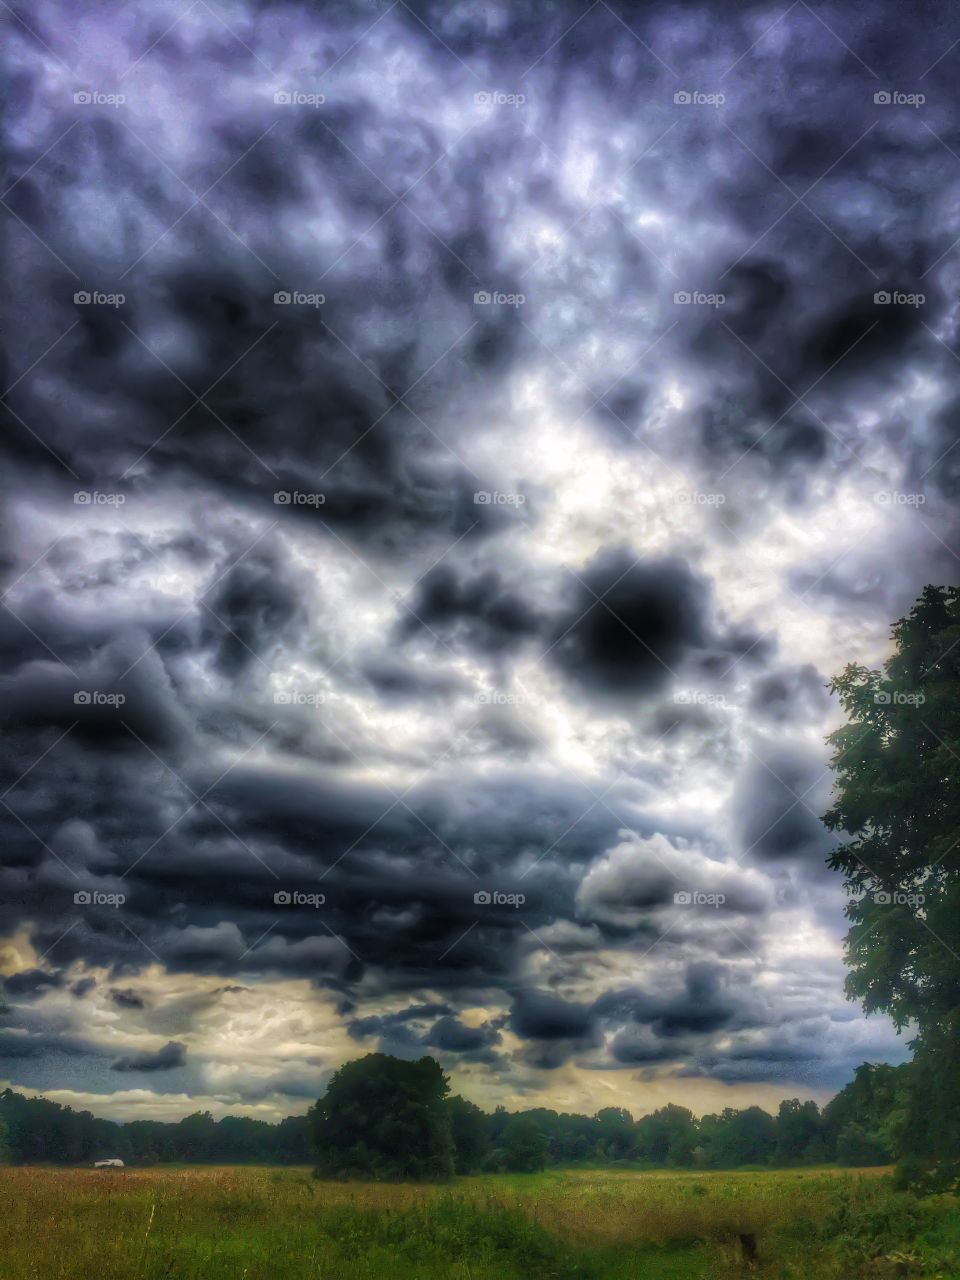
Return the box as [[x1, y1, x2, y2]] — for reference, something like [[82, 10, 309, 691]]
[[824, 585, 960, 1188], [311, 1053, 455, 1181]]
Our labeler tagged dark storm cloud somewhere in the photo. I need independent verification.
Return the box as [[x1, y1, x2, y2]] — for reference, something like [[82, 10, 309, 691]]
[[510, 990, 595, 1041], [549, 550, 715, 698], [2, 970, 64, 999], [733, 742, 835, 865], [399, 566, 542, 654], [110, 1040, 186, 1072], [747, 664, 832, 725], [2, 0, 957, 1109], [109, 988, 147, 1010]]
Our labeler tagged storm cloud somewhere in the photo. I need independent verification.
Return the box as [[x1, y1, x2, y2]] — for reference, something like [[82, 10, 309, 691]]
[[1, 0, 953, 1120]]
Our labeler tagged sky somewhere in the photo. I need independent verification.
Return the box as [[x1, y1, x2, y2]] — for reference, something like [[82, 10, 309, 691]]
[[1, 0, 959, 1125]]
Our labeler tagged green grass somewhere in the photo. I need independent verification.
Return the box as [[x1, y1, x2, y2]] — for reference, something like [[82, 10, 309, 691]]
[[1, 1164, 958, 1278]]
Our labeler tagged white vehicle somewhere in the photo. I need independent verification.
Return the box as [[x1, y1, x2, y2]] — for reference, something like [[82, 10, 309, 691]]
[[93, 1158, 125, 1168]]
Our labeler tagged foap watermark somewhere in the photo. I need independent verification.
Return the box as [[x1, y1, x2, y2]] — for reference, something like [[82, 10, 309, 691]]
[[674, 690, 729, 707], [74, 889, 125, 907], [874, 889, 925, 907], [874, 490, 925, 507], [274, 490, 325, 506], [74, 490, 126, 506], [274, 889, 326, 906], [74, 690, 125, 707], [475, 690, 530, 706], [673, 90, 725, 107], [675, 489, 725, 506], [474, 490, 525, 506], [474, 90, 525, 107], [74, 90, 125, 107], [273, 690, 327, 706], [874, 689, 925, 706], [874, 90, 925, 108], [674, 890, 725, 907], [474, 289, 525, 307], [74, 290, 125, 308], [274, 90, 325, 107], [274, 290, 325, 307], [674, 290, 725, 307], [474, 889, 525, 907], [874, 290, 924, 307]]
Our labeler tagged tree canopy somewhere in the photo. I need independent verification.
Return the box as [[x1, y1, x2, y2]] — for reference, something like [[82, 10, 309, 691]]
[[311, 1053, 455, 1181], [824, 584, 960, 1188]]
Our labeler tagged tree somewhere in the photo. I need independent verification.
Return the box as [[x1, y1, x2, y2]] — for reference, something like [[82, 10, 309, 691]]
[[311, 1053, 455, 1181], [499, 1114, 547, 1172], [447, 1095, 489, 1174], [635, 1105, 697, 1167], [594, 1107, 635, 1161], [822, 1062, 907, 1165], [774, 1100, 823, 1165], [701, 1106, 777, 1167], [176, 1112, 217, 1162], [824, 585, 960, 1188]]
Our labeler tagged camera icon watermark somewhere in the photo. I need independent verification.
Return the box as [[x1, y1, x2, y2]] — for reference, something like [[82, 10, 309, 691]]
[[74, 491, 126, 506], [873, 90, 924, 107], [874, 889, 924, 906], [74, 690, 126, 707], [673, 90, 724, 107], [674, 889, 725, 908], [474, 90, 525, 107], [274, 290, 324, 307], [873, 490, 925, 507], [473, 289, 524, 307], [873, 689, 925, 706], [274, 90, 325, 107], [74, 889, 125, 907], [675, 489, 725, 506], [74, 90, 125, 107], [474, 889, 525, 907], [273, 690, 326, 706], [874, 290, 924, 307], [673, 690, 729, 707], [473, 490, 525, 506], [74, 290, 125, 308], [274, 889, 325, 906], [673, 290, 725, 307], [273, 490, 325, 506]]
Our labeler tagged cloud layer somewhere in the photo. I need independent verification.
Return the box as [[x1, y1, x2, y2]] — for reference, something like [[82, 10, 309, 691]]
[[2, 0, 956, 1118]]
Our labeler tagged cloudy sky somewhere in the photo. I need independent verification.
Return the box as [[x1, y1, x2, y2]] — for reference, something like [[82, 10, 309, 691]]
[[2, 0, 958, 1124]]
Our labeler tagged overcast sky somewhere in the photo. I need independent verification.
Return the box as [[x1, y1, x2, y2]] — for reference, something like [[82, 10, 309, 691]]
[[2, 0, 959, 1124]]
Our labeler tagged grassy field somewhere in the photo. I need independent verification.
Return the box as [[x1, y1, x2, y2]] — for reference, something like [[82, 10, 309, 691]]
[[3, 1164, 959, 1279]]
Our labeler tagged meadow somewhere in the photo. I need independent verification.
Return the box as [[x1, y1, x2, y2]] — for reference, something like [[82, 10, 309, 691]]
[[3, 1164, 959, 1279]]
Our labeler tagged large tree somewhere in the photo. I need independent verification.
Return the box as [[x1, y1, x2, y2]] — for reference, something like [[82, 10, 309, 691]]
[[824, 585, 960, 1187], [311, 1053, 455, 1181], [446, 1095, 490, 1174]]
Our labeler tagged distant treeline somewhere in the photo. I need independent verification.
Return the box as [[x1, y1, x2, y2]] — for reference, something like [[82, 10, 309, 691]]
[[0, 1090, 311, 1165], [0, 1059, 905, 1170]]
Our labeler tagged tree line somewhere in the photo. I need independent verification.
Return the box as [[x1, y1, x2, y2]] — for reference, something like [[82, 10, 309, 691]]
[[0, 1089, 310, 1165], [0, 1056, 906, 1175]]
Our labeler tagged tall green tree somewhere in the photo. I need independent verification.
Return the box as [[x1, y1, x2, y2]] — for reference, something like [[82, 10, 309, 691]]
[[446, 1095, 490, 1173], [499, 1113, 547, 1172], [822, 1062, 907, 1165], [594, 1107, 635, 1160], [311, 1054, 455, 1181], [700, 1106, 777, 1167], [635, 1104, 697, 1166], [824, 585, 960, 1188]]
